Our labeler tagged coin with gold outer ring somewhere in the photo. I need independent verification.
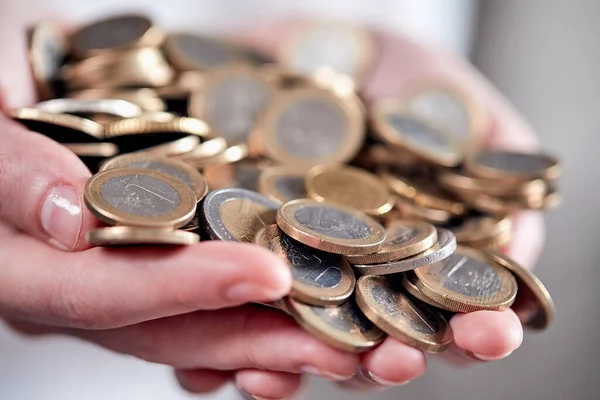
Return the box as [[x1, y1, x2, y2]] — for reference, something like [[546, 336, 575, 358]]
[[464, 149, 561, 183], [105, 112, 209, 138], [402, 272, 455, 312], [86, 226, 199, 246], [65, 143, 119, 158], [10, 107, 105, 141], [253, 224, 281, 248], [258, 165, 308, 205]]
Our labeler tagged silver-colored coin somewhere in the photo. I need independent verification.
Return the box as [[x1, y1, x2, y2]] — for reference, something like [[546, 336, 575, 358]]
[[276, 99, 347, 159], [309, 301, 376, 334], [201, 188, 279, 241], [474, 150, 557, 175], [124, 160, 192, 187], [274, 176, 306, 202], [101, 174, 181, 217], [294, 205, 371, 240], [385, 113, 456, 156], [36, 98, 143, 118], [408, 90, 470, 141], [167, 34, 242, 70], [72, 15, 153, 53], [205, 74, 273, 144], [352, 228, 457, 275]]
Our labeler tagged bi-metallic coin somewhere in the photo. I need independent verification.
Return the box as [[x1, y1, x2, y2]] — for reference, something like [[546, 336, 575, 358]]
[[258, 165, 308, 205], [87, 226, 199, 246], [465, 150, 561, 183], [163, 33, 248, 71], [27, 21, 67, 100]]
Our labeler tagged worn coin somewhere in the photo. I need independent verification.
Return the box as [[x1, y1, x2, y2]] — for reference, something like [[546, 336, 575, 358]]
[[276, 199, 386, 255], [27, 21, 67, 100], [284, 297, 385, 353], [100, 153, 208, 202], [413, 246, 517, 312], [352, 228, 456, 275], [345, 220, 438, 264], [65, 142, 119, 158], [86, 226, 199, 246], [465, 150, 561, 182], [402, 272, 455, 312], [270, 232, 356, 306], [204, 160, 269, 191], [163, 33, 247, 71], [356, 275, 452, 353], [201, 188, 279, 242], [84, 168, 197, 228], [485, 250, 555, 331], [306, 165, 395, 217], [256, 87, 365, 167], [258, 165, 308, 205], [36, 98, 143, 119], [371, 102, 463, 167]]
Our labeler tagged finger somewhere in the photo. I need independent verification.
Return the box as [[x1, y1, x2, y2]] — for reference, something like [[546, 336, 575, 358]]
[[449, 309, 523, 361], [235, 369, 303, 400], [0, 113, 98, 251], [0, 228, 291, 328], [505, 210, 545, 270], [174, 368, 232, 394], [69, 306, 359, 378]]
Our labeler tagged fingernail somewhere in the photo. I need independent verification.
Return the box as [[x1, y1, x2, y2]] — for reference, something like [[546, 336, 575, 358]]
[[237, 388, 283, 400], [300, 365, 353, 381], [226, 283, 286, 303], [40, 185, 82, 251], [470, 350, 513, 361], [358, 366, 410, 387]]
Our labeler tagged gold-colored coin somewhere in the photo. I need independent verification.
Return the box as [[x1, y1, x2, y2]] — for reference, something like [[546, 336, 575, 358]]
[[402, 272, 455, 312], [389, 198, 452, 225], [84, 168, 196, 228], [104, 112, 209, 138], [484, 250, 555, 331], [270, 231, 356, 306], [163, 33, 248, 71], [255, 87, 365, 167], [65, 142, 118, 158], [187, 143, 249, 169], [283, 297, 385, 353], [438, 170, 548, 200], [381, 171, 465, 216], [99, 153, 208, 202], [70, 14, 164, 58], [138, 135, 201, 156], [371, 102, 463, 167], [68, 88, 166, 112], [27, 20, 67, 100], [306, 165, 395, 217], [276, 199, 386, 255], [180, 209, 201, 233], [258, 165, 308, 205], [448, 214, 512, 249], [176, 137, 228, 164], [356, 275, 452, 353], [9, 107, 105, 141], [86, 226, 199, 246], [35, 98, 143, 119], [204, 160, 269, 191], [345, 220, 437, 264], [253, 224, 281, 248], [464, 149, 561, 183], [413, 246, 518, 312]]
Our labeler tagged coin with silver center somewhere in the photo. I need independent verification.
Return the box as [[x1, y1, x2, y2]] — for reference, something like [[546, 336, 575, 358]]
[[201, 188, 279, 242], [259, 165, 307, 205], [204, 161, 268, 191], [27, 21, 67, 100], [87, 226, 199, 246], [164, 33, 247, 71], [466, 150, 561, 182]]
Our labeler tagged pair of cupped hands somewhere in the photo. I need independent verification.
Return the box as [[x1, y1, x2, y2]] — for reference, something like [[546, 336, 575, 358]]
[[0, 19, 544, 400]]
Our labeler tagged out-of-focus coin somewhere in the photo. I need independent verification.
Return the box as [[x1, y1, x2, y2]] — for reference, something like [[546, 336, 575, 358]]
[[371, 103, 463, 167], [465, 150, 561, 183], [9, 107, 104, 141], [99, 153, 208, 202], [65, 142, 119, 157], [485, 250, 555, 331], [201, 188, 279, 242], [345, 220, 437, 264], [402, 272, 455, 312], [306, 165, 394, 217], [68, 88, 166, 112], [189, 64, 276, 145], [283, 297, 385, 353], [176, 137, 228, 164], [138, 135, 200, 156], [270, 232, 356, 306], [163, 33, 248, 71], [105, 112, 208, 138], [27, 21, 67, 100], [36, 98, 143, 118], [253, 224, 281, 248], [188, 144, 249, 169], [438, 170, 548, 200], [204, 160, 269, 191], [276, 199, 386, 255], [70, 14, 163, 57], [84, 168, 196, 228], [280, 20, 375, 87], [356, 275, 452, 353], [352, 228, 456, 275], [447, 214, 512, 249], [86, 226, 199, 246], [256, 87, 365, 167], [413, 246, 518, 312], [180, 209, 201, 232], [258, 165, 308, 205], [390, 198, 452, 225]]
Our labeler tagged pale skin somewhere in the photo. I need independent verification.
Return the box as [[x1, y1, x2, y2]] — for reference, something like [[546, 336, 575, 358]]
[[0, 19, 544, 400]]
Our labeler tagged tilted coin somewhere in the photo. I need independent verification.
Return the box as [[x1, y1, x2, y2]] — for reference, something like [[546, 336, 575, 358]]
[[70, 14, 163, 57], [86, 226, 199, 246], [201, 188, 279, 242], [9, 107, 104, 142], [371, 103, 463, 167], [351, 228, 456, 275], [446, 214, 512, 249], [276, 199, 386, 255], [204, 160, 269, 191], [253, 224, 281, 248], [258, 165, 308, 205], [65, 142, 119, 158], [137, 135, 200, 156], [283, 297, 385, 353], [306, 165, 395, 217], [27, 20, 67, 100], [484, 250, 555, 331], [180, 208, 201, 232], [464, 150, 561, 183], [345, 220, 438, 264], [356, 275, 452, 353], [99, 153, 208, 202], [188, 144, 250, 169], [163, 33, 248, 71], [189, 64, 276, 145], [68, 88, 167, 112], [256, 87, 365, 167], [176, 137, 228, 164], [36, 98, 143, 119], [413, 246, 518, 312], [270, 232, 356, 306], [402, 272, 455, 312], [84, 168, 197, 228], [438, 170, 548, 200], [389, 198, 452, 225]]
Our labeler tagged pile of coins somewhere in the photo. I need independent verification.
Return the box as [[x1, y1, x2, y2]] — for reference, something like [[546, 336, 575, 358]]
[[11, 14, 560, 355]]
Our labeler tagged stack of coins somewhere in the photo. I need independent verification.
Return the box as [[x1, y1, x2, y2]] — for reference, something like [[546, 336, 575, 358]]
[[11, 14, 559, 356]]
